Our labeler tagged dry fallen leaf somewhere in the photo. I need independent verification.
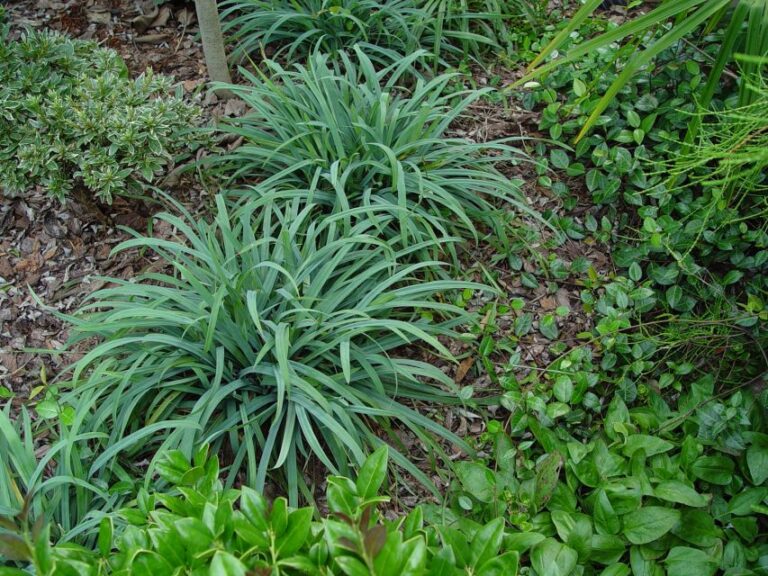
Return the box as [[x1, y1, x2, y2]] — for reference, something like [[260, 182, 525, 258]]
[[132, 5, 159, 33], [134, 34, 168, 44], [150, 6, 172, 29], [223, 98, 247, 117], [86, 9, 111, 25], [176, 7, 196, 27], [539, 296, 557, 311], [182, 79, 202, 92], [454, 356, 475, 384]]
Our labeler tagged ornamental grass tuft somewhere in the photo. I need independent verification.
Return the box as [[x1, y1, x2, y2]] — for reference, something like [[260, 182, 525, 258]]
[[63, 195, 487, 503]]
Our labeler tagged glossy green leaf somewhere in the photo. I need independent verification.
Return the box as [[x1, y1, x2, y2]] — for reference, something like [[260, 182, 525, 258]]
[[672, 510, 722, 548], [356, 446, 389, 500], [470, 518, 505, 568], [654, 481, 707, 508], [599, 564, 631, 576], [747, 442, 768, 485], [691, 456, 734, 485], [622, 507, 680, 545], [594, 490, 620, 535], [455, 462, 496, 504], [663, 547, 717, 576], [531, 538, 578, 576], [477, 551, 519, 576], [210, 551, 247, 576], [622, 435, 674, 457]]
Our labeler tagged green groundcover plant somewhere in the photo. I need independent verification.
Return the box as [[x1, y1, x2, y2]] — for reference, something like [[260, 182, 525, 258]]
[[513, 18, 767, 398], [433, 375, 768, 575], [5, 376, 766, 575], [517, 21, 717, 206], [435, 12, 767, 574], [0, 403, 128, 546], [661, 76, 768, 254], [518, 0, 768, 140], [0, 447, 521, 575], [0, 17, 202, 203], [55, 194, 486, 505], [212, 47, 536, 252]]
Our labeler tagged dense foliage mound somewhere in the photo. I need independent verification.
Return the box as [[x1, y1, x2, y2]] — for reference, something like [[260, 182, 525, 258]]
[[0, 18, 201, 203], [2, 448, 521, 576], [213, 48, 534, 249], [1, 1, 767, 574], [220, 0, 500, 64], [59, 196, 483, 503]]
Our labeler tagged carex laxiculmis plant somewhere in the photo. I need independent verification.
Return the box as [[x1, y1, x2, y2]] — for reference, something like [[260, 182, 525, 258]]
[[211, 47, 536, 253], [221, 0, 428, 63], [0, 405, 116, 545], [423, 0, 521, 56], [60, 194, 487, 504], [220, 0, 497, 65]]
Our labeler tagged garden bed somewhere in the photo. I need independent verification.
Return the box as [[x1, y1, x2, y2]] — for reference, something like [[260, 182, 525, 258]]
[[1, 0, 608, 445], [2, 0, 235, 399], [1, 0, 766, 574]]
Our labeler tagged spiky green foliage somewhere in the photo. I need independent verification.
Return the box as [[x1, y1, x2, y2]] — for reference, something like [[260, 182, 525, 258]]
[[220, 0, 495, 64], [0, 405, 127, 542], [212, 48, 534, 252], [668, 78, 768, 200], [425, 0, 509, 54], [650, 73, 768, 296], [61, 195, 485, 504], [221, 0, 425, 62]]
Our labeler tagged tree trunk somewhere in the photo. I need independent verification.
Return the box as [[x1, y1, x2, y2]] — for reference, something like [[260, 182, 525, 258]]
[[195, 0, 232, 91]]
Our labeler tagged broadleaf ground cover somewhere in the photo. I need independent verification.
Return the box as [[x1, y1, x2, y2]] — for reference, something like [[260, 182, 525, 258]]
[[0, 18, 204, 203], [0, 0, 766, 574]]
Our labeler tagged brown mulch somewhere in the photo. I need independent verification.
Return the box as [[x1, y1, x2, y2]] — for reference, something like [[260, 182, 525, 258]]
[[0, 0, 217, 401], [0, 192, 153, 397], [7, 0, 206, 80]]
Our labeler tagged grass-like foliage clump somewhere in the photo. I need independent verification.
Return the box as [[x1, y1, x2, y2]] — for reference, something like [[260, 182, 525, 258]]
[[63, 196, 484, 503], [0, 22, 202, 203], [668, 79, 768, 214], [213, 48, 533, 249], [0, 404, 123, 542], [220, 0, 497, 64]]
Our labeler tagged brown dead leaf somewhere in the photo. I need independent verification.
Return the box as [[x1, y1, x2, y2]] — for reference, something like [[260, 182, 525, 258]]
[[224, 98, 247, 117], [0, 354, 18, 376], [42, 246, 57, 261], [182, 79, 203, 93], [87, 9, 111, 25], [16, 257, 39, 273], [0, 253, 13, 278], [96, 244, 111, 261], [132, 5, 159, 33], [151, 6, 172, 29], [43, 214, 67, 239], [176, 7, 196, 27], [539, 296, 557, 311], [454, 356, 475, 384], [134, 34, 168, 44]]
